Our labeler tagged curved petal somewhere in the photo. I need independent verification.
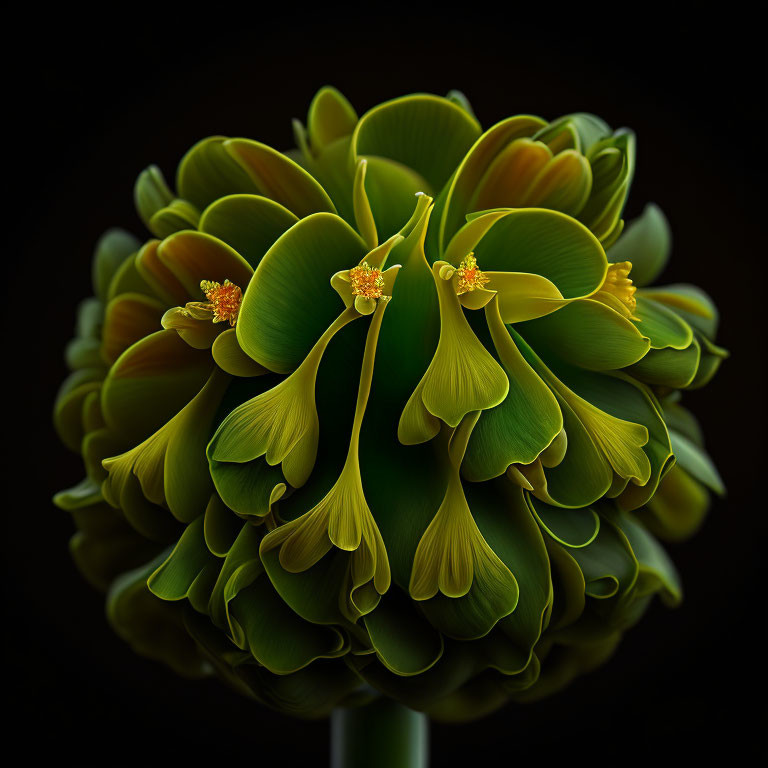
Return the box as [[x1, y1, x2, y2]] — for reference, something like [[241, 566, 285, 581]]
[[224, 138, 336, 217], [103, 370, 228, 524], [101, 329, 213, 445], [211, 329, 268, 377], [517, 298, 651, 371], [351, 93, 481, 193], [607, 203, 671, 287], [471, 209, 608, 302], [102, 293, 165, 364], [462, 298, 562, 480], [436, 115, 546, 254], [307, 86, 358, 151], [409, 471, 519, 640], [237, 213, 367, 373], [157, 230, 253, 298], [399, 261, 508, 441]]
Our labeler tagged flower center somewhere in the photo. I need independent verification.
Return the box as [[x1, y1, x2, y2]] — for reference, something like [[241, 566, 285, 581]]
[[349, 262, 384, 299], [599, 261, 637, 318], [456, 254, 490, 295], [200, 279, 242, 325]]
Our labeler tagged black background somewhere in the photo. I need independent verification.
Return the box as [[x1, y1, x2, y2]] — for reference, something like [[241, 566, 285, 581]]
[[6, 11, 765, 767]]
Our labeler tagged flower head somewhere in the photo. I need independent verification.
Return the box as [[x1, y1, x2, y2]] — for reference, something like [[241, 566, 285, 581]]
[[598, 261, 638, 319], [349, 262, 385, 299], [198, 279, 243, 325], [53, 87, 725, 721], [455, 253, 489, 295]]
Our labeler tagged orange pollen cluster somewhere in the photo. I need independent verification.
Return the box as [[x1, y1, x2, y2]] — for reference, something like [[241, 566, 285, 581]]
[[456, 254, 490, 295], [349, 262, 384, 299], [600, 261, 637, 316], [200, 279, 243, 326]]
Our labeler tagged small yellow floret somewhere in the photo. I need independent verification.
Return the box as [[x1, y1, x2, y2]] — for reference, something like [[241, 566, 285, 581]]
[[349, 262, 384, 299], [600, 261, 638, 319], [456, 254, 490, 295], [199, 279, 243, 326]]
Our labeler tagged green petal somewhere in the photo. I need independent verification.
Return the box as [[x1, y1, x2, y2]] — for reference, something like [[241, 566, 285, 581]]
[[437, 115, 547, 253], [237, 213, 367, 373], [54, 376, 103, 453], [522, 408, 613, 508], [669, 429, 724, 495], [359, 421, 448, 591], [157, 230, 253, 298], [260, 538, 348, 626], [628, 339, 701, 389], [519, 150, 592, 216], [372, 201, 441, 432], [351, 93, 481, 193], [230, 577, 348, 674], [301, 136, 356, 224], [211, 328, 268, 377], [58, 488, 159, 592], [361, 156, 432, 239], [224, 138, 336, 217], [400, 262, 508, 439], [632, 294, 694, 350], [567, 514, 638, 601], [307, 86, 358, 151], [210, 309, 357, 487], [108, 557, 208, 677], [65, 336, 103, 371], [198, 194, 298, 270], [161, 307, 222, 349], [546, 539, 586, 629], [134, 165, 175, 229], [612, 511, 681, 605], [148, 199, 200, 239], [640, 283, 719, 339], [470, 483, 552, 661], [642, 464, 710, 541], [465, 208, 608, 319], [135, 239, 188, 306], [352, 159, 378, 249], [410, 467, 519, 639], [579, 130, 635, 242], [102, 292, 165, 364], [177, 136, 260, 211], [203, 493, 242, 556], [260, 450, 390, 623], [103, 370, 228, 524], [528, 494, 600, 548], [517, 298, 650, 371], [445, 89, 476, 119], [526, 352, 651, 487], [106, 250, 155, 303], [463, 298, 562, 480], [534, 113, 611, 154], [547, 363, 671, 510], [687, 333, 728, 388], [148, 517, 216, 601], [607, 203, 670, 287], [93, 229, 141, 301], [363, 588, 444, 676], [208, 457, 284, 521], [101, 329, 213, 445], [206, 521, 261, 632]]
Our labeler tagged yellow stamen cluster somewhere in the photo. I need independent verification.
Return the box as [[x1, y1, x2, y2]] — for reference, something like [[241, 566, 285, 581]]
[[456, 254, 490, 295], [200, 279, 242, 326], [349, 262, 384, 299], [600, 261, 637, 318]]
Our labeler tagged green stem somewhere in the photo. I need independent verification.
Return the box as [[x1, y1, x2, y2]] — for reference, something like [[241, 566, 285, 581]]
[[331, 698, 429, 768]]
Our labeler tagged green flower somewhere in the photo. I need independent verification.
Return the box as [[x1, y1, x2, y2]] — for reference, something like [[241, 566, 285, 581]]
[[54, 86, 725, 724]]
